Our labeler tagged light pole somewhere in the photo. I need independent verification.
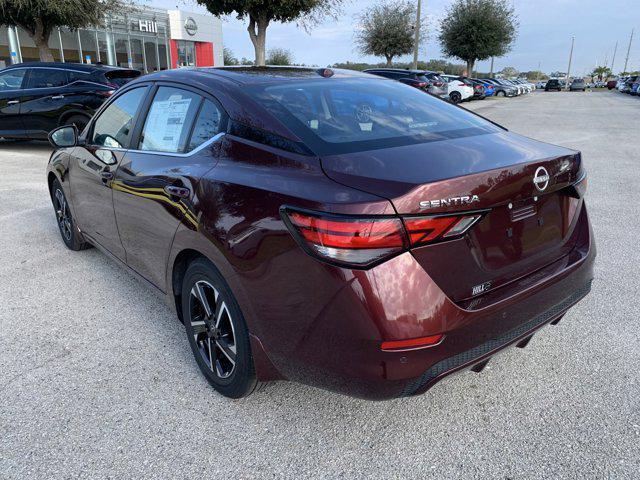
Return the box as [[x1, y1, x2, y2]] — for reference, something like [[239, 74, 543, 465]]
[[623, 28, 634, 74], [565, 35, 575, 91], [412, 0, 422, 70]]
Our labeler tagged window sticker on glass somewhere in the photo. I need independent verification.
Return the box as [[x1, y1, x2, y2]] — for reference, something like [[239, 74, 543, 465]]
[[141, 97, 192, 152]]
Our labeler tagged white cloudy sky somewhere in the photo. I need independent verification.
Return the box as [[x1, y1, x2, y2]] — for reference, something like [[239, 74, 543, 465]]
[[150, 0, 639, 75]]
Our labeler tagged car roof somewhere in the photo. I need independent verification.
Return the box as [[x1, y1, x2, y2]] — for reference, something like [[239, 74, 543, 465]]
[[169, 66, 375, 86], [1, 61, 134, 73], [364, 68, 429, 74]]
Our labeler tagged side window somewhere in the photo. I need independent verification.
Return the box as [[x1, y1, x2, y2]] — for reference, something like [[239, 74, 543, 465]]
[[0, 69, 27, 91], [187, 100, 223, 152], [67, 71, 89, 84], [91, 87, 147, 148], [139, 87, 201, 153], [27, 68, 68, 88]]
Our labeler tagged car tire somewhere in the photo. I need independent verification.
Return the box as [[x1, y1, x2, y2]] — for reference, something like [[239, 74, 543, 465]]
[[65, 115, 90, 134], [182, 258, 260, 399], [449, 91, 462, 104], [497, 90, 506, 97], [50, 178, 90, 251]]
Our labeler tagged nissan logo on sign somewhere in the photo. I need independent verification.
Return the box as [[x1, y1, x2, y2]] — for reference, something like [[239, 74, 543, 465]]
[[184, 17, 198, 36]]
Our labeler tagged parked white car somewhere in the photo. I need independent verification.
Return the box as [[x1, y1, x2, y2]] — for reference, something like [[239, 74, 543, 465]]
[[440, 74, 474, 103]]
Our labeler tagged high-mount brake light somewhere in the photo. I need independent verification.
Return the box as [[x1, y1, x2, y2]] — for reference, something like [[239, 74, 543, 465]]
[[282, 208, 483, 268]]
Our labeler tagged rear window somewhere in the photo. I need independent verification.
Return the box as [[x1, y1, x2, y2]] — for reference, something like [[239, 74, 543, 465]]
[[104, 70, 141, 87], [247, 78, 500, 155]]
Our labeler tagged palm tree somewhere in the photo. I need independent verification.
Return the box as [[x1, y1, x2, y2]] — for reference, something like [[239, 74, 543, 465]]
[[592, 66, 612, 81]]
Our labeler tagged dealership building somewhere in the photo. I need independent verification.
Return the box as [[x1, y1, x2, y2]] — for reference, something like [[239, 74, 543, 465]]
[[0, 7, 224, 71]]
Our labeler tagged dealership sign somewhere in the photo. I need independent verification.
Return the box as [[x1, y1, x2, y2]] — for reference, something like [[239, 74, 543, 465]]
[[184, 17, 198, 36], [138, 20, 158, 33]]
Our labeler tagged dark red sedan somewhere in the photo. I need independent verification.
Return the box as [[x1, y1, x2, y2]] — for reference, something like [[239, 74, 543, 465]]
[[46, 67, 595, 400]]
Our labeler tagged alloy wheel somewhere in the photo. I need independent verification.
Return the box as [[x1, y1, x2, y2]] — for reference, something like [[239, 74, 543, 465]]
[[54, 188, 72, 242], [189, 280, 237, 379]]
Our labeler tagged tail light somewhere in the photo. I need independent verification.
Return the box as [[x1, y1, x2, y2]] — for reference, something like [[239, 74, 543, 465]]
[[282, 209, 406, 268], [97, 89, 115, 97], [434, 81, 444, 87], [403, 214, 482, 247], [415, 82, 428, 88], [282, 208, 483, 268], [457, 82, 466, 87]]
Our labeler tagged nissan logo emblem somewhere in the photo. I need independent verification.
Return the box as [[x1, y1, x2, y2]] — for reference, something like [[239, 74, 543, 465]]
[[184, 17, 198, 36], [533, 166, 550, 192]]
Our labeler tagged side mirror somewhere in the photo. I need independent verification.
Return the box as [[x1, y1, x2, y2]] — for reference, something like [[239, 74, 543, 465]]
[[49, 125, 77, 148]]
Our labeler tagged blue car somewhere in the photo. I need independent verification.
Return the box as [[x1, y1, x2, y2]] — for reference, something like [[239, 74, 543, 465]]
[[473, 79, 496, 96], [631, 82, 640, 95]]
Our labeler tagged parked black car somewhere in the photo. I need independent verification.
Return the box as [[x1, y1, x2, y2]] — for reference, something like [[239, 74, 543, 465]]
[[0, 62, 139, 140], [363, 69, 448, 98], [545, 79, 563, 91]]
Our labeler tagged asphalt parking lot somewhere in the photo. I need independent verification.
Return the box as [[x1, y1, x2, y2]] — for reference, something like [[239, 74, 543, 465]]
[[1, 90, 639, 479]]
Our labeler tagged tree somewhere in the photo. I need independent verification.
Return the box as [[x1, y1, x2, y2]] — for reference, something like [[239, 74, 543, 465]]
[[355, 1, 422, 67], [0, 0, 131, 62], [439, 0, 517, 77], [223, 47, 239, 65], [266, 47, 293, 65], [499, 66, 519, 78], [592, 65, 612, 81], [521, 70, 548, 81], [196, 0, 343, 66]]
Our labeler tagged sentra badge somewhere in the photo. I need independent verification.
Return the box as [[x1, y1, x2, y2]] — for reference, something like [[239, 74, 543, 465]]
[[419, 195, 480, 210]]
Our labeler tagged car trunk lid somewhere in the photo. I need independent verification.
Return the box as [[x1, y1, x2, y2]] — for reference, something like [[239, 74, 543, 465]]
[[321, 131, 584, 302]]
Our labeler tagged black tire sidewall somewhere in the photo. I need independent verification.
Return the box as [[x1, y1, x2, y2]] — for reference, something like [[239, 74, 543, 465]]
[[450, 92, 461, 103], [181, 258, 257, 399], [51, 179, 84, 250]]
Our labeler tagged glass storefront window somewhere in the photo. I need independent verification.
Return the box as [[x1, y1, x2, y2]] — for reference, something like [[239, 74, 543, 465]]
[[0, 27, 11, 66], [112, 34, 130, 68], [129, 37, 145, 72], [158, 41, 169, 70], [176, 40, 196, 67], [144, 39, 158, 72], [58, 29, 82, 63], [78, 29, 99, 65]]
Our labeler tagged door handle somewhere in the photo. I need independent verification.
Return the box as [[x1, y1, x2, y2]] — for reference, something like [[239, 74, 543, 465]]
[[164, 185, 191, 199], [7, 100, 19, 105], [51, 95, 65, 100]]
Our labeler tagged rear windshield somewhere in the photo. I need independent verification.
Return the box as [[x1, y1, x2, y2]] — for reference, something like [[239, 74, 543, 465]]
[[246, 78, 500, 155]]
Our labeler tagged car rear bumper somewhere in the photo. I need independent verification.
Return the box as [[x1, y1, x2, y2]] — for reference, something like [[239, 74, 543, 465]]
[[267, 204, 595, 400]]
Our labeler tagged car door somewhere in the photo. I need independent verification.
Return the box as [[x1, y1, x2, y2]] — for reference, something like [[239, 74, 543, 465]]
[[68, 85, 149, 261], [0, 68, 28, 137], [18, 68, 72, 137], [112, 84, 226, 290]]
